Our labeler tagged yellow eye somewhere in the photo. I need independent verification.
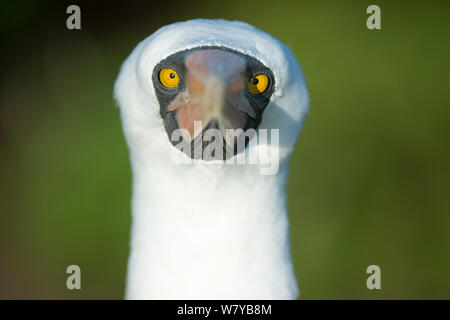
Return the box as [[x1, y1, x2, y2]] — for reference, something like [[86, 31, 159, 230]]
[[159, 68, 179, 88], [248, 74, 269, 95]]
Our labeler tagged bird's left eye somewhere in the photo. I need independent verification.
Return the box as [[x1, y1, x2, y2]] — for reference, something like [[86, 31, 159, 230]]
[[159, 68, 180, 88], [248, 74, 269, 95]]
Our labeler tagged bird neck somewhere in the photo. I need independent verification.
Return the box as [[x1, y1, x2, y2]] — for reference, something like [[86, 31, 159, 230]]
[[125, 145, 298, 299]]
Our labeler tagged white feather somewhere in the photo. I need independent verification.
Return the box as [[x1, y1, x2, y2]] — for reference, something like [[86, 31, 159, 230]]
[[114, 19, 309, 299]]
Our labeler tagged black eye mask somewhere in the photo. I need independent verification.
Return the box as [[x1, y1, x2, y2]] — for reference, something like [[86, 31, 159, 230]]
[[152, 46, 275, 161]]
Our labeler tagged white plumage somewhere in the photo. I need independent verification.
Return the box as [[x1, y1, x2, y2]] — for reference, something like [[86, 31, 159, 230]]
[[114, 19, 309, 299]]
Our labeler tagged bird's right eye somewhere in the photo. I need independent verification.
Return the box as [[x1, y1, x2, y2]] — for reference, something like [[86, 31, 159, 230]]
[[159, 68, 179, 88]]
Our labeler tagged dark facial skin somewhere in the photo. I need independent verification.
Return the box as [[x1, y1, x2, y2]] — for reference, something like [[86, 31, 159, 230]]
[[152, 46, 275, 160]]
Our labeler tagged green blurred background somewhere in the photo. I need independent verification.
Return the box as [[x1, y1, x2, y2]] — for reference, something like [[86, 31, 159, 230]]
[[0, 0, 449, 299]]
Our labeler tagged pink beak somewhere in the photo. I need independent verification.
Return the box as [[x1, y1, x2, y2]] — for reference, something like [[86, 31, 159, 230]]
[[167, 49, 256, 141]]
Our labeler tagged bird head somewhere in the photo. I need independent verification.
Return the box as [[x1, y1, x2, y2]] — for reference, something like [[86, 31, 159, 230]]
[[115, 19, 309, 165]]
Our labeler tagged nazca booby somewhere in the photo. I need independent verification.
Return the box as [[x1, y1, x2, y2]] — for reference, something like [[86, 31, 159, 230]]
[[114, 19, 309, 299]]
